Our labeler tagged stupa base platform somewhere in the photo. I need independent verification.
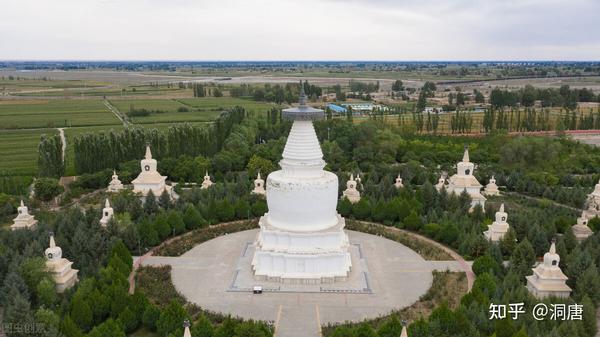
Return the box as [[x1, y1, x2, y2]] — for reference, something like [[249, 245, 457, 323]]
[[239, 241, 366, 290]]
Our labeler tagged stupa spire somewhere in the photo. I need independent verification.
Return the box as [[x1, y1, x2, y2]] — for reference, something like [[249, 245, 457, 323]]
[[462, 145, 470, 163], [499, 203, 504, 213], [20, 199, 24, 207], [299, 82, 307, 106], [49, 232, 56, 248], [145, 144, 152, 160], [105, 198, 110, 208]]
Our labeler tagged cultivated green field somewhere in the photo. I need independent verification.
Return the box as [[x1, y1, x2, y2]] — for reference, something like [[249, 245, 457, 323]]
[[0, 99, 120, 129], [110, 97, 273, 125], [0, 128, 57, 175]]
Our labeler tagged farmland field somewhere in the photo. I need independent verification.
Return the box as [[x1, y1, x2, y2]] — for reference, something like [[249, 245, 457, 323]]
[[0, 128, 57, 175], [110, 97, 273, 124], [0, 99, 120, 129]]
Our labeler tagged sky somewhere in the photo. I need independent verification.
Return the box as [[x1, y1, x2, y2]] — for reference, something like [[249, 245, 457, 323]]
[[1, 0, 599, 61]]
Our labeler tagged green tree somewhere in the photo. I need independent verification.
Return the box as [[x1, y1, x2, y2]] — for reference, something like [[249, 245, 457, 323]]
[[36, 278, 56, 307], [159, 190, 172, 209], [403, 210, 422, 231], [191, 314, 214, 337], [70, 295, 93, 331], [157, 300, 189, 337], [183, 204, 205, 230], [352, 198, 371, 219], [377, 316, 402, 337], [59, 315, 84, 337], [144, 190, 159, 214], [509, 238, 535, 279], [34, 178, 64, 201]]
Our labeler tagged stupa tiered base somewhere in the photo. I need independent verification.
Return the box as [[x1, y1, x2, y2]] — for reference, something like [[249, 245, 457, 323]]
[[252, 215, 351, 284]]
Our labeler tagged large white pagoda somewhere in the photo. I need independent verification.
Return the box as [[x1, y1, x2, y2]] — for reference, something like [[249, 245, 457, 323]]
[[45, 233, 79, 293], [251, 88, 352, 284], [526, 241, 571, 299], [132, 145, 171, 197], [483, 204, 510, 242], [447, 147, 486, 209], [11, 200, 38, 231]]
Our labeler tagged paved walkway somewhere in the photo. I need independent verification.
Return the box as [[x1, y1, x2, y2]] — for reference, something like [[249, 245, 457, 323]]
[[354, 221, 475, 291], [140, 229, 467, 337]]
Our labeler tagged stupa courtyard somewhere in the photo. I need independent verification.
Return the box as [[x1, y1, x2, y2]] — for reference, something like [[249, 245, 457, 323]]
[[139, 229, 469, 337]]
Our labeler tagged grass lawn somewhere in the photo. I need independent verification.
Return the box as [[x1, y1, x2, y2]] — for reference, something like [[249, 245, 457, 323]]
[[0, 99, 120, 129], [0, 128, 57, 175]]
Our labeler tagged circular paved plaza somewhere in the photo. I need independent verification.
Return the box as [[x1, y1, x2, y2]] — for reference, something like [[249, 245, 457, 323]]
[[143, 229, 436, 336]]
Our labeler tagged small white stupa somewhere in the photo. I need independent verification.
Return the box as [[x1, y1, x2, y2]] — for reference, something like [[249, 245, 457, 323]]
[[132, 145, 171, 197], [11, 200, 38, 231], [183, 320, 191, 337], [526, 241, 571, 299], [252, 172, 266, 195], [342, 174, 361, 203], [583, 178, 600, 219], [483, 176, 500, 196], [394, 175, 404, 188], [45, 233, 79, 293], [201, 172, 213, 189], [447, 146, 486, 209], [484, 204, 510, 241], [99, 198, 114, 227], [435, 175, 446, 192], [107, 170, 124, 193], [572, 211, 593, 242]]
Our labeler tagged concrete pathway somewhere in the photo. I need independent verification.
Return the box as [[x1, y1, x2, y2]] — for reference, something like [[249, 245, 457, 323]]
[[103, 99, 129, 127]]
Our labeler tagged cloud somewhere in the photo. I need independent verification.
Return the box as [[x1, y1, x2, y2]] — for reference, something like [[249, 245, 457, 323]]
[[0, 0, 598, 60]]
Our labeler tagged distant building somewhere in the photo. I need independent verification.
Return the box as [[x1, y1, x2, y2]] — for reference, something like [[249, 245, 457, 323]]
[[423, 107, 444, 114], [327, 103, 347, 114]]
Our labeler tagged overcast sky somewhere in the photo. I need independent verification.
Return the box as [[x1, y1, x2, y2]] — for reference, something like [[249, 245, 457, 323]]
[[1, 0, 599, 61]]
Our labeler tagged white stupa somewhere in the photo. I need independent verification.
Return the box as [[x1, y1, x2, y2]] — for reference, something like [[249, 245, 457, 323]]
[[447, 147, 486, 209], [132, 145, 170, 197], [99, 198, 114, 227], [252, 172, 266, 195], [251, 88, 352, 284], [201, 172, 213, 189], [394, 175, 404, 188], [342, 174, 361, 204], [526, 241, 571, 299], [483, 176, 500, 196], [484, 203, 510, 241], [107, 170, 124, 192], [435, 175, 446, 191], [583, 178, 600, 219], [11, 200, 38, 231], [45, 233, 79, 293], [572, 211, 593, 242]]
